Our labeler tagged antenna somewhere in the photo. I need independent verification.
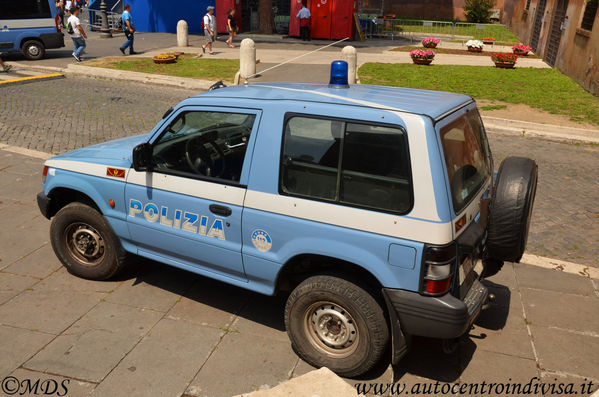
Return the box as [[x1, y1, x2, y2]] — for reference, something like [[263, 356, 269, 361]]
[[243, 37, 350, 85]]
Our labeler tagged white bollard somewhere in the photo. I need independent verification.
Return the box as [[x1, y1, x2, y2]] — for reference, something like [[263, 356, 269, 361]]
[[341, 46, 357, 84], [240, 38, 256, 79], [177, 20, 188, 47]]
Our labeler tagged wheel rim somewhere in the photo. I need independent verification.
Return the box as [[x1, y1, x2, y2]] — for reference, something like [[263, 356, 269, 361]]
[[64, 222, 106, 266], [303, 301, 359, 358], [27, 45, 40, 57]]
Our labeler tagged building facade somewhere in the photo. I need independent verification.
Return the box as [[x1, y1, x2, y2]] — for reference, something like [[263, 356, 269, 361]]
[[502, 0, 598, 95]]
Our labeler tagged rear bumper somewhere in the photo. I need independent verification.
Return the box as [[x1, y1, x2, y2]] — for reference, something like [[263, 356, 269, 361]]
[[383, 279, 488, 339], [40, 33, 65, 49], [37, 191, 52, 219]]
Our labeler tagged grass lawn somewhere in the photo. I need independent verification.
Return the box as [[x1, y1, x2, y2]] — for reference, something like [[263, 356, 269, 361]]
[[358, 63, 599, 125], [391, 45, 540, 58], [83, 55, 239, 82]]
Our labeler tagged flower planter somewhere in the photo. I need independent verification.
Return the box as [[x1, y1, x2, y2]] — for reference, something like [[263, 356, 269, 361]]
[[482, 40, 495, 45], [412, 58, 433, 65], [467, 47, 483, 53], [423, 43, 437, 48], [494, 61, 515, 69], [513, 50, 529, 56], [153, 55, 176, 64]]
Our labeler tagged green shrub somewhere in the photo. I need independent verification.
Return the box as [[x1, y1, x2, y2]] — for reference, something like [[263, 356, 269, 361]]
[[465, 0, 496, 23]]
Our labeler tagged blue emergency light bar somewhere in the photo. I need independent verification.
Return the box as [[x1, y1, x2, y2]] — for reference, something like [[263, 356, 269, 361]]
[[329, 60, 349, 88]]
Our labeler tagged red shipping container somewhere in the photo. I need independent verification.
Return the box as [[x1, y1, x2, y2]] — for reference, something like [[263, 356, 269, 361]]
[[216, 0, 242, 34]]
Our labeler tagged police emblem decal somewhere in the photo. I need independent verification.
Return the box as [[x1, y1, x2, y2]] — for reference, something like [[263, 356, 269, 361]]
[[251, 229, 272, 252]]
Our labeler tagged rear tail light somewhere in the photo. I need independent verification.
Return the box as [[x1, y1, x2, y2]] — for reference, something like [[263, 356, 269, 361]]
[[55, 15, 61, 33], [42, 166, 49, 183], [421, 243, 457, 296]]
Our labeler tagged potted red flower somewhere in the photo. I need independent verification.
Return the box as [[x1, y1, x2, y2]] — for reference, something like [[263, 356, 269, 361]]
[[410, 49, 436, 65], [512, 44, 532, 56], [491, 52, 518, 68], [421, 37, 440, 48]]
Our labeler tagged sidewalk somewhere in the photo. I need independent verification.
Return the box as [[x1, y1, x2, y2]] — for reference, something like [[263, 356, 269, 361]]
[[0, 147, 597, 396]]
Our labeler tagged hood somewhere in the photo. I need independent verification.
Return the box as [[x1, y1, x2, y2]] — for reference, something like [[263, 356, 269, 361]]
[[51, 134, 149, 168]]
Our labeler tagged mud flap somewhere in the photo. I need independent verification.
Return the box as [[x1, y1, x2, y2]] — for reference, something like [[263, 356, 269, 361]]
[[382, 289, 410, 366]]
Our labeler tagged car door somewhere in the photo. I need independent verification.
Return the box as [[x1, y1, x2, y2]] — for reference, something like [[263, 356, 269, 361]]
[[125, 106, 262, 282]]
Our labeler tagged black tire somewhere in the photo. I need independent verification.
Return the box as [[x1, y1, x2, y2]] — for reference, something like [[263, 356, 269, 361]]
[[486, 156, 538, 265], [21, 40, 46, 60], [50, 202, 126, 280], [284, 275, 389, 378]]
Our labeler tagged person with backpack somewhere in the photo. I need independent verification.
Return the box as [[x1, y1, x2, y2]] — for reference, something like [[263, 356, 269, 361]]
[[202, 6, 216, 55], [119, 4, 138, 55], [67, 6, 87, 62]]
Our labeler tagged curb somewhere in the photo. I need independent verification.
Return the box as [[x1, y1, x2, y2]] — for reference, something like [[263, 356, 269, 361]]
[[66, 64, 216, 90], [482, 116, 599, 144], [0, 73, 65, 87]]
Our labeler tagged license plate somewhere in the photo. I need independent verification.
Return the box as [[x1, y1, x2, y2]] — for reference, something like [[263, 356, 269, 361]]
[[459, 256, 476, 299]]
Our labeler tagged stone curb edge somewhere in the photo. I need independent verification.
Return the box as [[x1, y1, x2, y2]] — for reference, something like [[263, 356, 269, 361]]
[[482, 116, 599, 144], [0, 73, 65, 87]]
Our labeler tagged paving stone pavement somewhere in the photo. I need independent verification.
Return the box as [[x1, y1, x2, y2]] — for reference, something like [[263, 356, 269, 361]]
[[0, 76, 194, 155], [1, 77, 597, 266]]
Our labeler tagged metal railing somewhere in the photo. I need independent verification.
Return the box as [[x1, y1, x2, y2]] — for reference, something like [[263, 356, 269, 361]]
[[88, 9, 122, 31], [359, 18, 517, 44]]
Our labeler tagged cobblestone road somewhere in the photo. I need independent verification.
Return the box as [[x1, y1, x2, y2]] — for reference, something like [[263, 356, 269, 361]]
[[1, 77, 597, 266], [0, 77, 194, 154]]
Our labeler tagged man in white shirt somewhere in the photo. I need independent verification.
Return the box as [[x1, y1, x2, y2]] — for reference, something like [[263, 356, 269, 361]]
[[296, 2, 311, 41], [67, 6, 87, 62], [202, 6, 216, 55]]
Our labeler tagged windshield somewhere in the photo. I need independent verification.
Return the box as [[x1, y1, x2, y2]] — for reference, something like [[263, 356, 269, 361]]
[[440, 108, 491, 214]]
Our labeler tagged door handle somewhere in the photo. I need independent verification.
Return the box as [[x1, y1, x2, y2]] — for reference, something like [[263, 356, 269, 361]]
[[209, 204, 232, 217]]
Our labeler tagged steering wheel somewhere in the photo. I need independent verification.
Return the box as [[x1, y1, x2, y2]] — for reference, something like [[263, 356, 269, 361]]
[[185, 135, 226, 178]]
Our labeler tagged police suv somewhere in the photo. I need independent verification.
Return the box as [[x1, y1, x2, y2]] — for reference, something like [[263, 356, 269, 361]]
[[37, 63, 537, 377]]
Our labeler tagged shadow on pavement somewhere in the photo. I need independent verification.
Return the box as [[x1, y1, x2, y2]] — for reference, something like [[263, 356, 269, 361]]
[[74, 253, 513, 383]]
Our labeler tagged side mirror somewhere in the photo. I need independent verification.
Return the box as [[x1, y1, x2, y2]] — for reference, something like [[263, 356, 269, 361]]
[[132, 143, 152, 172]]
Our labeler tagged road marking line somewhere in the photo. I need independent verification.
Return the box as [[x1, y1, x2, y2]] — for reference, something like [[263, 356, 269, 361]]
[[520, 253, 599, 280], [0, 143, 52, 160], [0, 73, 64, 86]]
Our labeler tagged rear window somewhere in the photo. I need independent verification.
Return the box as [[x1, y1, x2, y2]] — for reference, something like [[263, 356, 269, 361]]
[[0, 0, 51, 19], [440, 109, 491, 213]]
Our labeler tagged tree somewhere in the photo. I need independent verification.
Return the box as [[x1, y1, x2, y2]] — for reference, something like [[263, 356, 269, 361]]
[[259, 0, 274, 33], [464, 0, 496, 23]]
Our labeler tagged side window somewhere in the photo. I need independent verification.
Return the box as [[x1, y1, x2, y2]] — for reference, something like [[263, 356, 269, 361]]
[[152, 111, 256, 183], [341, 123, 411, 213], [0, 0, 51, 19], [281, 117, 343, 200], [281, 115, 412, 214]]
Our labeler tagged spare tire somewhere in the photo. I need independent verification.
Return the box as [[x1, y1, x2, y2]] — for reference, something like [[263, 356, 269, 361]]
[[486, 156, 538, 263]]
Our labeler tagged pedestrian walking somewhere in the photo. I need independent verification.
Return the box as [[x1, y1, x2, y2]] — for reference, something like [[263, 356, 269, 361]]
[[225, 8, 237, 48], [56, 0, 65, 28], [119, 4, 138, 55], [296, 1, 311, 41], [202, 6, 216, 55], [0, 57, 12, 73], [65, 0, 72, 14], [67, 6, 87, 62]]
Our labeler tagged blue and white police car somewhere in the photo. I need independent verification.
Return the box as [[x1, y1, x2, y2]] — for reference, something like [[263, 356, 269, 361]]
[[37, 63, 537, 377]]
